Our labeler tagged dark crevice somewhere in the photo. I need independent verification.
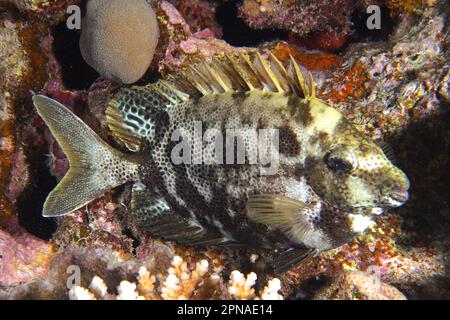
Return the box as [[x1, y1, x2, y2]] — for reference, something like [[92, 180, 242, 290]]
[[16, 150, 57, 241], [350, 5, 395, 43], [286, 275, 332, 300], [122, 227, 141, 255], [52, 22, 99, 90], [215, 1, 288, 47]]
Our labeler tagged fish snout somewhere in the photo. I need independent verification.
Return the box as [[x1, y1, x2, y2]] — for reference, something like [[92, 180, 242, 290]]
[[385, 188, 409, 207]]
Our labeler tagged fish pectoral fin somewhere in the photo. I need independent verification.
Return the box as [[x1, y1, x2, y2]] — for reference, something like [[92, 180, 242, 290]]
[[131, 183, 230, 246], [274, 248, 318, 273], [377, 140, 397, 164], [246, 195, 316, 244]]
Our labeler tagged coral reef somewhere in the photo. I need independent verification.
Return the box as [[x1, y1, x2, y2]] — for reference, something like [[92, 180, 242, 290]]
[[167, 0, 222, 36], [79, 0, 160, 84], [156, 0, 247, 75], [3, 0, 82, 25], [0, 0, 448, 301], [238, 0, 358, 50], [0, 10, 48, 226]]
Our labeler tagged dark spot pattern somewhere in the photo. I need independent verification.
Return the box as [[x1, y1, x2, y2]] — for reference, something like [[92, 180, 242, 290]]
[[279, 126, 301, 156]]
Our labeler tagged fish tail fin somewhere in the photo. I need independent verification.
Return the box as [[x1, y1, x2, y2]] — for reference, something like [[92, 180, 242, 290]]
[[33, 95, 139, 217]]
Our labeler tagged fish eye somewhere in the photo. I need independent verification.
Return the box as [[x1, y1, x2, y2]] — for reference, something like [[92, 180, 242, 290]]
[[327, 157, 353, 173], [325, 145, 356, 173]]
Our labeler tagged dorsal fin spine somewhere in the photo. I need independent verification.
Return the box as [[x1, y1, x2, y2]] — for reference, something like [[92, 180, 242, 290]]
[[239, 52, 264, 89], [225, 53, 255, 91], [289, 54, 310, 99], [185, 67, 210, 95], [308, 72, 316, 99], [204, 63, 230, 92], [255, 52, 284, 93], [159, 80, 190, 102], [148, 83, 177, 104], [268, 52, 300, 95]]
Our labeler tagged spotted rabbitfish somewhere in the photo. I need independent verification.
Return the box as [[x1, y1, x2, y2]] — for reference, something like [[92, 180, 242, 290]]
[[33, 52, 410, 272]]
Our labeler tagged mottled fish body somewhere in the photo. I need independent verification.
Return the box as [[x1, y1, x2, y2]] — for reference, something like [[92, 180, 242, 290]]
[[34, 52, 410, 272]]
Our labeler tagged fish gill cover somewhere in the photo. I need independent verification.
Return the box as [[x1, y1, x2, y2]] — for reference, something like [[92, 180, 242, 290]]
[[0, 0, 448, 301]]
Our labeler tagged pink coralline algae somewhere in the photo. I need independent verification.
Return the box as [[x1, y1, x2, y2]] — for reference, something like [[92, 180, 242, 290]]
[[157, 0, 248, 75], [166, 0, 222, 37], [0, 217, 53, 286]]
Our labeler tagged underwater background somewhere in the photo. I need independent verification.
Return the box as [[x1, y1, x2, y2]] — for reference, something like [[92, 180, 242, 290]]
[[0, 0, 449, 300]]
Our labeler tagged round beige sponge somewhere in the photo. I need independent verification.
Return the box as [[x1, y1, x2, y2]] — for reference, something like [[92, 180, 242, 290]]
[[80, 0, 159, 84]]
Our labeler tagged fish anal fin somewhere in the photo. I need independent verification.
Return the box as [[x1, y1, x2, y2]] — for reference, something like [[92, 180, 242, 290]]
[[131, 183, 229, 246]]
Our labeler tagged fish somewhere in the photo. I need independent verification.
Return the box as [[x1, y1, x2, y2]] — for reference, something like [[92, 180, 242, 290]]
[[33, 52, 410, 272]]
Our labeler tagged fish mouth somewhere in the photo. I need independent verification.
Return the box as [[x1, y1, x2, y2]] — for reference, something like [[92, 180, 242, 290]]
[[384, 189, 409, 207], [357, 207, 384, 216], [368, 207, 384, 215], [345, 206, 385, 216]]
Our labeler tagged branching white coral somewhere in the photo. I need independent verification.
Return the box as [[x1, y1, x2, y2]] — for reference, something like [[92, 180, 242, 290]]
[[161, 255, 210, 299], [89, 276, 108, 298], [137, 266, 157, 299], [67, 255, 283, 300], [117, 281, 144, 300], [258, 278, 283, 300], [228, 270, 283, 300], [228, 270, 257, 300], [69, 286, 97, 300]]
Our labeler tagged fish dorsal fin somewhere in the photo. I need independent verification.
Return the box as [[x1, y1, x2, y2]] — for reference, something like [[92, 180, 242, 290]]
[[174, 51, 314, 98], [106, 51, 314, 151], [246, 195, 315, 244]]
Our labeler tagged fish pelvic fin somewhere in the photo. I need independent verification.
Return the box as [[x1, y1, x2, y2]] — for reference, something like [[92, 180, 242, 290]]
[[33, 95, 139, 217]]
